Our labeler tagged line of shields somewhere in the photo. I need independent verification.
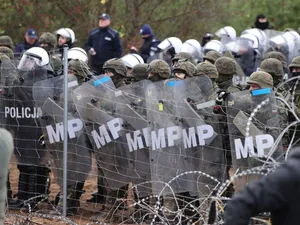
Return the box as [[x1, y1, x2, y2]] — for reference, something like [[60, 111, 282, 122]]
[[0, 63, 288, 222]]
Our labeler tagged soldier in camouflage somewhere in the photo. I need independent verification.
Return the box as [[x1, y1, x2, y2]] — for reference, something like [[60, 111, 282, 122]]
[[127, 63, 150, 83], [39, 32, 62, 73], [287, 56, 300, 139], [173, 59, 196, 79], [259, 58, 286, 95], [148, 59, 171, 82], [247, 71, 273, 90], [103, 58, 127, 88], [215, 56, 241, 93], [172, 52, 196, 66], [68, 59, 93, 85], [263, 51, 288, 75], [213, 57, 241, 192], [203, 50, 222, 64], [195, 61, 219, 99], [247, 71, 289, 150], [0, 36, 14, 60]]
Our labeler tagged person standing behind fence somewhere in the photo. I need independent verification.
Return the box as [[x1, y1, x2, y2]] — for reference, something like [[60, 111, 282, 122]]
[[85, 13, 122, 75], [14, 28, 39, 58], [130, 24, 161, 62]]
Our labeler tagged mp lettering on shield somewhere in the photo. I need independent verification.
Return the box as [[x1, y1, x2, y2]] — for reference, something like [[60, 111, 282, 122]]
[[5, 107, 42, 118], [46, 118, 83, 144], [91, 118, 124, 149], [126, 124, 214, 152], [234, 134, 274, 159]]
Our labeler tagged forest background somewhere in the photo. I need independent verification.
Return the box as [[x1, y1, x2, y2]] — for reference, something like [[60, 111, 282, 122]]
[[1, 0, 298, 53]]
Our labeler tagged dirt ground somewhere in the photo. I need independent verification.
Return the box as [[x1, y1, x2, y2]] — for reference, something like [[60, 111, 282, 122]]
[[7, 154, 109, 225]]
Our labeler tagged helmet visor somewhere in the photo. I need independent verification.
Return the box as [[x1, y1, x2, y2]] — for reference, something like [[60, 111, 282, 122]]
[[17, 53, 42, 71]]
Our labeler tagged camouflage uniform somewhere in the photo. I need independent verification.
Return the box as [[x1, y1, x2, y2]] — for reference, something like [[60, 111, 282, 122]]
[[0, 35, 14, 49], [214, 57, 241, 186], [57, 59, 94, 213], [39, 32, 62, 72], [263, 51, 288, 74], [0, 47, 14, 60], [68, 59, 93, 86], [247, 71, 273, 89], [126, 63, 150, 84], [215, 57, 241, 93], [288, 56, 300, 117], [259, 58, 287, 96], [248, 71, 289, 149], [148, 59, 171, 82], [172, 52, 196, 66], [0, 35, 14, 60], [87, 58, 128, 206], [0, 53, 10, 63], [173, 59, 196, 78], [103, 58, 127, 88], [196, 61, 219, 99], [203, 50, 222, 64], [287, 57, 300, 146]]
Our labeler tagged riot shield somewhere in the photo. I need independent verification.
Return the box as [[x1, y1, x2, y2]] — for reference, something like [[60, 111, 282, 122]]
[[146, 76, 225, 196], [73, 76, 154, 197], [114, 79, 153, 197], [0, 58, 17, 128], [72, 76, 134, 192], [226, 37, 260, 77], [224, 50, 248, 88], [4, 68, 50, 166], [226, 89, 284, 189], [263, 29, 283, 40], [33, 74, 92, 187], [267, 31, 300, 64]]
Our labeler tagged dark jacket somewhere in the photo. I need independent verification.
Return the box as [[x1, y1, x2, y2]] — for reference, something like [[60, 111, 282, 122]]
[[85, 27, 122, 67], [224, 147, 300, 225], [14, 40, 39, 58], [139, 35, 160, 62]]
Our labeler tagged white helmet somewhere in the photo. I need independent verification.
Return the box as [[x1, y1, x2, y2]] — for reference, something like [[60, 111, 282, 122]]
[[215, 26, 236, 46], [269, 31, 300, 62], [240, 33, 259, 50], [17, 47, 51, 71], [241, 28, 268, 55], [158, 37, 182, 54], [67, 47, 88, 63], [203, 40, 224, 54], [181, 39, 202, 59], [215, 26, 236, 40], [55, 28, 76, 43], [241, 28, 267, 49], [121, 54, 144, 69]]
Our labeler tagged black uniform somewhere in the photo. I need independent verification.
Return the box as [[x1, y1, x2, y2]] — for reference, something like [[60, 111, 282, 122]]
[[138, 35, 160, 62], [224, 147, 300, 225], [85, 27, 122, 74]]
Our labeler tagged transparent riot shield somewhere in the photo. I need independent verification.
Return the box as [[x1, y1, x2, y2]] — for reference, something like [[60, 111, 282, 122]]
[[263, 29, 283, 40], [226, 37, 260, 77], [0, 58, 17, 128], [241, 28, 268, 57], [4, 68, 50, 166], [146, 76, 225, 196], [33, 74, 92, 187], [114, 79, 152, 197], [224, 50, 248, 88], [267, 31, 300, 64], [226, 89, 284, 190], [73, 76, 149, 194]]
